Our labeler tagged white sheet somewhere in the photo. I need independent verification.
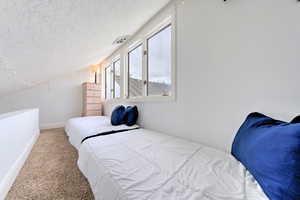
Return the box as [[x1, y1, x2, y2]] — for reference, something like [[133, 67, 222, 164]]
[[77, 128, 268, 200], [65, 116, 139, 150]]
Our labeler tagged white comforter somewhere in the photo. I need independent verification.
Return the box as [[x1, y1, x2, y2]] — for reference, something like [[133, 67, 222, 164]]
[[77, 128, 268, 200], [65, 116, 139, 150]]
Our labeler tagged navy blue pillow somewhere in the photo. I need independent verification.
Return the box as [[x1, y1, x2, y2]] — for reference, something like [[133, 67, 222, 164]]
[[111, 105, 125, 126], [124, 106, 138, 126], [232, 112, 300, 200]]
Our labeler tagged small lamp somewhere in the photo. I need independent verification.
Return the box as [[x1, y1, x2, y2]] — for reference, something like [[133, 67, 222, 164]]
[[90, 64, 99, 84]]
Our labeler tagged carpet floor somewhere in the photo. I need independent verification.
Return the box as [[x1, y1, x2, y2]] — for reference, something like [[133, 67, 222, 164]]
[[6, 128, 94, 200]]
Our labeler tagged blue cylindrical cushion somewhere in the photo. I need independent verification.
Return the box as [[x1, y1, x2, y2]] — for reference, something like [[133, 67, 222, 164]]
[[124, 106, 138, 126], [111, 105, 125, 126]]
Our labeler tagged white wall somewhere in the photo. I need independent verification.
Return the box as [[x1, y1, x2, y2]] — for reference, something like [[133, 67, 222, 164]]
[[0, 69, 94, 129], [103, 0, 300, 151], [0, 109, 39, 199]]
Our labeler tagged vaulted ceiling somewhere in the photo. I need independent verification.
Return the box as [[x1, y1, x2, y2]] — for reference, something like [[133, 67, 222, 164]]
[[0, 0, 171, 97]]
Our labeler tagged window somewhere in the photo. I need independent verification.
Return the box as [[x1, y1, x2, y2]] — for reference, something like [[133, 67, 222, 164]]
[[105, 58, 121, 100], [147, 24, 172, 96], [105, 65, 113, 99], [128, 45, 143, 97], [103, 15, 175, 102], [113, 59, 121, 98]]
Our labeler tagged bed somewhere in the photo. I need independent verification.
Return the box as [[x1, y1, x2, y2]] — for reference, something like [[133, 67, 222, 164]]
[[65, 116, 139, 150], [77, 128, 268, 200]]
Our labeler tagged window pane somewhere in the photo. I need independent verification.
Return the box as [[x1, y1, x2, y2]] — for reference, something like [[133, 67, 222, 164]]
[[113, 59, 121, 98], [147, 25, 172, 96], [128, 45, 143, 97], [105, 66, 112, 99]]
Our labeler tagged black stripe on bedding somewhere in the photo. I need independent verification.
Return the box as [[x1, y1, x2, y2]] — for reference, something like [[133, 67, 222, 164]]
[[81, 127, 140, 144]]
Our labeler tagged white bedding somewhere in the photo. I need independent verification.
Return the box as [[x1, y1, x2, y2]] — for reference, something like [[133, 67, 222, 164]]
[[65, 116, 139, 150], [77, 128, 268, 200]]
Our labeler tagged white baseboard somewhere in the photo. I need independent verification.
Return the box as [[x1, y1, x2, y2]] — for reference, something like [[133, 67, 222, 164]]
[[0, 130, 40, 200], [40, 122, 65, 130]]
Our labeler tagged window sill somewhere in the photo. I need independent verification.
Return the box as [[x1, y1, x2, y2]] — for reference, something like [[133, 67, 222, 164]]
[[103, 95, 175, 104]]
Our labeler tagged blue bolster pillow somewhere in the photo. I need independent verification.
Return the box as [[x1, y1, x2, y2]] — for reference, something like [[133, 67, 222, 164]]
[[232, 112, 300, 200], [124, 106, 138, 126], [111, 105, 125, 126]]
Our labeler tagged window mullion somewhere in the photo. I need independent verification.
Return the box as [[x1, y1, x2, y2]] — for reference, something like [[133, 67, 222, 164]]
[[105, 68, 107, 99], [142, 39, 148, 97], [120, 52, 126, 99], [111, 66, 114, 99], [124, 52, 129, 99]]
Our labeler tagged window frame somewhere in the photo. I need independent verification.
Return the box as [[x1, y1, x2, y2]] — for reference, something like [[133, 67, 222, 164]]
[[103, 13, 176, 103], [104, 56, 122, 100], [146, 23, 172, 97], [126, 16, 175, 102], [127, 42, 144, 99], [104, 64, 113, 100], [112, 56, 121, 99]]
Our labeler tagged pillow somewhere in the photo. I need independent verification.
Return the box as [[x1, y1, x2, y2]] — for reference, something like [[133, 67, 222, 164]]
[[111, 105, 125, 126], [291, 115, 300, 124], [124, 106, 138, 126], [231, 112, 300, 200]]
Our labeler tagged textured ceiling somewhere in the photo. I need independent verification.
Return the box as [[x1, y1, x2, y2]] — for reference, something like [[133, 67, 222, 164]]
[[0, 0, 171, 97]]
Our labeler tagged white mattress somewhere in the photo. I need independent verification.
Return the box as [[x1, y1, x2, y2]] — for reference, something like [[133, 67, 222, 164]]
[[77, 128, 268, 200], [65, 116, 139, 150]]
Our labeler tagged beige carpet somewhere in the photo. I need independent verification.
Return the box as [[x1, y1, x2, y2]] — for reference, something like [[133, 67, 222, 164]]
[[6, 128, 94, 200]]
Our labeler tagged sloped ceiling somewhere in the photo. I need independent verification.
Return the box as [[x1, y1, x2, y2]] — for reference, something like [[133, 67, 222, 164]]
[[0, 0, 171, 97]]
